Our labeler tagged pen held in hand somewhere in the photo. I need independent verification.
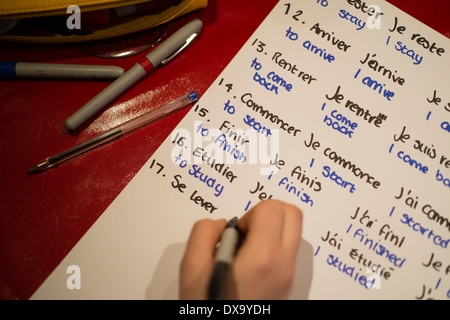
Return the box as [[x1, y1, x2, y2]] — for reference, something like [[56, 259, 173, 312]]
[[27, 91, 199, 174], [208, 217, 240, 300]]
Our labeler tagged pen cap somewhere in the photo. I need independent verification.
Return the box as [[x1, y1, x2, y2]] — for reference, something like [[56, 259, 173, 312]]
[[145, 19, 203, 67]]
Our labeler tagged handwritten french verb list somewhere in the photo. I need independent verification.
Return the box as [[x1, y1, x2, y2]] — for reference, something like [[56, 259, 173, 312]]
[[145, 0, 448, 299], [281, 3, 400, 105]]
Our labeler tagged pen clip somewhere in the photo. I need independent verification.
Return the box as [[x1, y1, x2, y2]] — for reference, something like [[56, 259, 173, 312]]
[[161, 32, 200, 66]]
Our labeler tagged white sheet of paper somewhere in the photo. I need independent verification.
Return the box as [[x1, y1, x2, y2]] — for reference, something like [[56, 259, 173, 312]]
[[32, 0, 449, 300]]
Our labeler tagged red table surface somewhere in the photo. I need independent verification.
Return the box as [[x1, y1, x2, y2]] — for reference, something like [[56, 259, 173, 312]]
[[0, 0, 448, 300]]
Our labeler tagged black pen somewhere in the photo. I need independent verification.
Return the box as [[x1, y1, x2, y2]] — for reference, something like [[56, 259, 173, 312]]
[[208, 217, 240, 300]]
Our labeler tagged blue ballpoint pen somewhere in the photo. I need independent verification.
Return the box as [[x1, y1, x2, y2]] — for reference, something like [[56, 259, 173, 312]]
[[27, 91, 199, 173], [208, 217, 240, 300]]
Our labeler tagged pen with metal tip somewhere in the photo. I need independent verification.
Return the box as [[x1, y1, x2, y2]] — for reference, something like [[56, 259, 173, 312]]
[[208, 217, 240, 300], [27, 91, 199, 174], [0, 62, 124, 80], [64, 19, 203, 131]]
